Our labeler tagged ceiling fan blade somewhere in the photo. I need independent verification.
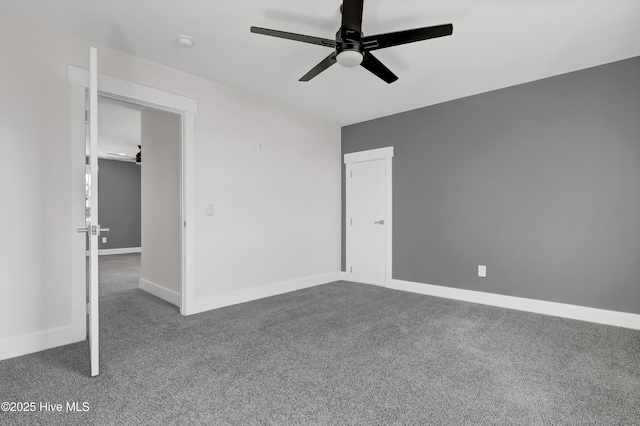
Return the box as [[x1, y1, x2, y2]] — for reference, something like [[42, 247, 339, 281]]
[[362, 23, 453, 51], [360, 52, 398, 84], [341, 0, 364, 34], [250, 26, 337, 48], [107, 153, 135, 159], [300, 53, 337, 82]]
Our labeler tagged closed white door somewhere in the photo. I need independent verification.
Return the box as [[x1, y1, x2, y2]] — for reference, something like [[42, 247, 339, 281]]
[[348, 158, 387, 285]]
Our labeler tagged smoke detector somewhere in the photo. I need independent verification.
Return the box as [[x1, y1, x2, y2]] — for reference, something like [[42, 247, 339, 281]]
[[177, 35, 195, 48]]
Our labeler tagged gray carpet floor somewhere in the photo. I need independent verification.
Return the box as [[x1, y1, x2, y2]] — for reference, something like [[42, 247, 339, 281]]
[[1, 253, 639, 425]]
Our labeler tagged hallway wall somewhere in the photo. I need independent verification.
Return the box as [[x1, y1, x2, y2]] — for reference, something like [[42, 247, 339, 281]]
[[140, 109, 181, 301]]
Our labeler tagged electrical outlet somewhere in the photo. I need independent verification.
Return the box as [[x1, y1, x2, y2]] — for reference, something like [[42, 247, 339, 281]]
[[102, 237, 107, 244], [206, 203, 214, 216], [478, 265, 486, 278]]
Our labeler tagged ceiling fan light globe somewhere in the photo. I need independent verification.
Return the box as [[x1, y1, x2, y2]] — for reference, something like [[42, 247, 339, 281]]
[[336, 50, 363, 67]]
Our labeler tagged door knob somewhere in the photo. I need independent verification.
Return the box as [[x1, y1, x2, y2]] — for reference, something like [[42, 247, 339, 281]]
[[76, 226, 109, 235], [374, 220, 385, 225]]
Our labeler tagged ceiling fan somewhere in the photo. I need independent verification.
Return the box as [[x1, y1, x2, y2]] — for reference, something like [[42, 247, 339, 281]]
[[250, 0, 453, 83]]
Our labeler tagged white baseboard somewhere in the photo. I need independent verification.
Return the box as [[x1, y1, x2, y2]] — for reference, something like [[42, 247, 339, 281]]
[[0, 325, 85, 362], [339, 271, 349, 281], [100, 247, 141, 256], [388, 279, 640, 330], [85, 247, 142, 256], [139, 278, 181, 307], [189, 272, 341, 316]]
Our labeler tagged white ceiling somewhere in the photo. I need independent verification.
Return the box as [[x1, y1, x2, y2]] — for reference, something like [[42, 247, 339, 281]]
[[97, 96, 143, 161], [1, 0, 639, 126]]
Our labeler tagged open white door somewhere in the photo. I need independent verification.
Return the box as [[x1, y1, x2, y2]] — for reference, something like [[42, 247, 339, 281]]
[[77, 47, 103, 376]]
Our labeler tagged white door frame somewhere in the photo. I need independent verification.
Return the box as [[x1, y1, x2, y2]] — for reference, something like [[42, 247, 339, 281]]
[[344, 146, 394, 286], [68, 65, 198, 316]]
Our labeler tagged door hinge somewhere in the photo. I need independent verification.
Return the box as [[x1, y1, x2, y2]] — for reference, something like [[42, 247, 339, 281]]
[[184, 221, 187, 227], [350, 218, 353, 226], [86, 302, 90, 314], [85, 110, 89, 124], [350, 266, 353, 273]]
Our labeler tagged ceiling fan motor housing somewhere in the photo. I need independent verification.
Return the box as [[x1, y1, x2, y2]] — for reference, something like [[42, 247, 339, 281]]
[[336, 40, 364, 67]]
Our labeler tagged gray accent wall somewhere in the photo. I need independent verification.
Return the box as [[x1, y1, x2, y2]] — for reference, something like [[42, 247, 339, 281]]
[[342, 56, 640, 315], [98, 158, 141, 249]]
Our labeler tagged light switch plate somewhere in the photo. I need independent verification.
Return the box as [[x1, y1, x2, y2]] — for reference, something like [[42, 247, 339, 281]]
[[478, 265, 486, 277], [206, 203, 214, 216]]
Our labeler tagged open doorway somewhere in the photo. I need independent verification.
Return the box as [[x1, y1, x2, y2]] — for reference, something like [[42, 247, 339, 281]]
[[96, 96, 182, 308], [67, 65, 198, 316], [69, 63, 198, 325], [69, 64, 198, 376]]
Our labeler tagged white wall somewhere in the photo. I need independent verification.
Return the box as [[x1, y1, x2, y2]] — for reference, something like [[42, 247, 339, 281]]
[[140, 109, 181, 303], [192, 92, 342, 303], [0, 12, 341, 359], [0, 13, 87, 358]]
